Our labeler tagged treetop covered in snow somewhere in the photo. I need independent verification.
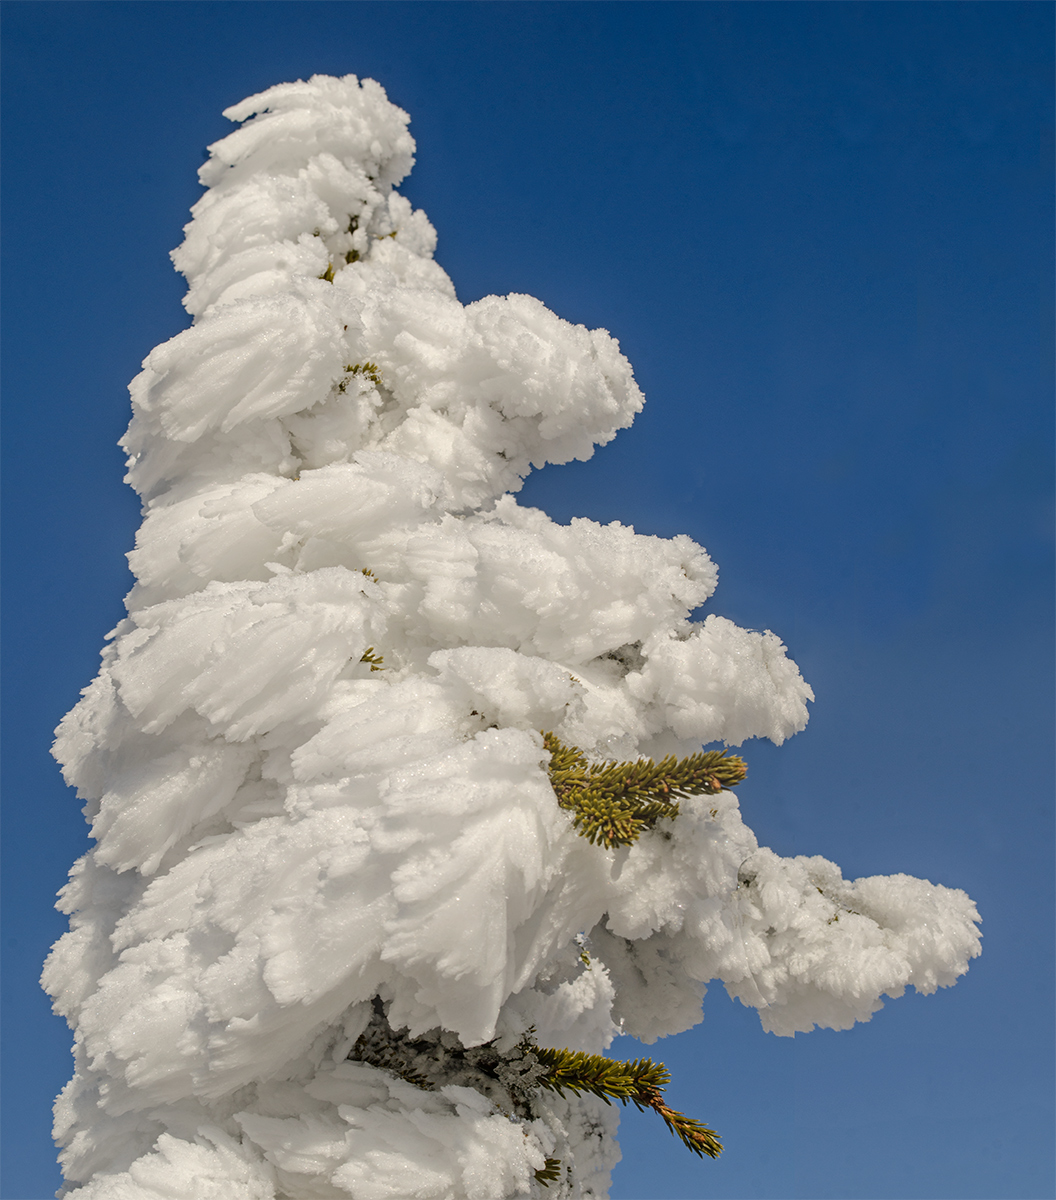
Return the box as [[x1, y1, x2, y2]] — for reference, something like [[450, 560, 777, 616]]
[[44, 74, 981, 1199]]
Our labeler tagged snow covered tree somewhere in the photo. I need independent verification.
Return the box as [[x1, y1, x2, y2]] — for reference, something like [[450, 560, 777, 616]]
[[43, 75, 981, 1199]]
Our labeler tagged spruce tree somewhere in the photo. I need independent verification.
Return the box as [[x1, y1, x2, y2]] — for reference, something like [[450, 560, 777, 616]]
[[43, 75, 982, 1199]]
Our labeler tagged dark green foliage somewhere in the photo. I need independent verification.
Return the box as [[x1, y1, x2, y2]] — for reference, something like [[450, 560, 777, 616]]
[[533, 1157, 562, 1186], [337, 362, 382, 394], [349, 1003, 722, 1167], [533, 1044, 722, 1160], [344, 361, 383, 387], [359, 647, 385, 671], [543, 732, 747, 848]]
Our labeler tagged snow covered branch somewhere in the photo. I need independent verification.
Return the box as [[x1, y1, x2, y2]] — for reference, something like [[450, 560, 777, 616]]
[[44, 75, 981, 1199]]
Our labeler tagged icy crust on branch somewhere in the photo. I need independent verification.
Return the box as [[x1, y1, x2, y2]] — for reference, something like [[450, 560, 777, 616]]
[[55, 1065, 614, 1200], [129, 77, 639, 511], [46, 75, 980, 1198]]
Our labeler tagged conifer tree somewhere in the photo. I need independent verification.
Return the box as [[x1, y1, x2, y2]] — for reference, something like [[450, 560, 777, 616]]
[[44, 76, 981, 1199]]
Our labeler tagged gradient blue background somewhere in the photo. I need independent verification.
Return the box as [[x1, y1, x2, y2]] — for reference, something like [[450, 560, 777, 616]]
[[3, 4, 1052, 1198]]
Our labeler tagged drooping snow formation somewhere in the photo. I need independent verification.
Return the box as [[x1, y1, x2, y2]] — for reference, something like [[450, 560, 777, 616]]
[[45, 75, 981, 1199]]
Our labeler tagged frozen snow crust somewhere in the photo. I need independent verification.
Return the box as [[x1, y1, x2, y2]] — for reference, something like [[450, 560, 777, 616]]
[[45, 76, 981, 1198]]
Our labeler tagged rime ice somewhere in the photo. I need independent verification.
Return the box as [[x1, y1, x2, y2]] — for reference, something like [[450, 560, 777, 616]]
[[44, 75, 981, 1198]]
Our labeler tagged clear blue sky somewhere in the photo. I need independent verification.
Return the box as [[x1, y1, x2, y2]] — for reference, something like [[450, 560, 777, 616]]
[[2, 4, 1052, 1198]]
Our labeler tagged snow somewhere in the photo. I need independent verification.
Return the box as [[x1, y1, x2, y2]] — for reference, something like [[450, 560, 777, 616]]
[[44, 74, 981, 1198]]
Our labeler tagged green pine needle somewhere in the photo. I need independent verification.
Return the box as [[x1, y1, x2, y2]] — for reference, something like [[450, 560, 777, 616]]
[[343, 361, 383, 388], [534, 1044, 722, 1160], [534, 1157, 562, 1186], [543, 732, 746, 848]]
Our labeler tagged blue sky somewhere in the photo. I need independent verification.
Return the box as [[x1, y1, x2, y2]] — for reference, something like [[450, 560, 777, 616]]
[[2, 3, 1052, 1198]]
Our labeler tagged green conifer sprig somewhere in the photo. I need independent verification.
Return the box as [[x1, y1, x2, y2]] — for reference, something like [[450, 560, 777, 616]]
[[348, 1004, 722, 1169], [359, 647, 385, 671], [337, 363, 383, 393], [533, 1044, 722, 1159], [533, 1157, 562, 1186], [542, 732, 746, 848]]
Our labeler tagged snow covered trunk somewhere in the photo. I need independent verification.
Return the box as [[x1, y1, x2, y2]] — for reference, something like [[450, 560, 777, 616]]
[[44, 75, 981, 1199]]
